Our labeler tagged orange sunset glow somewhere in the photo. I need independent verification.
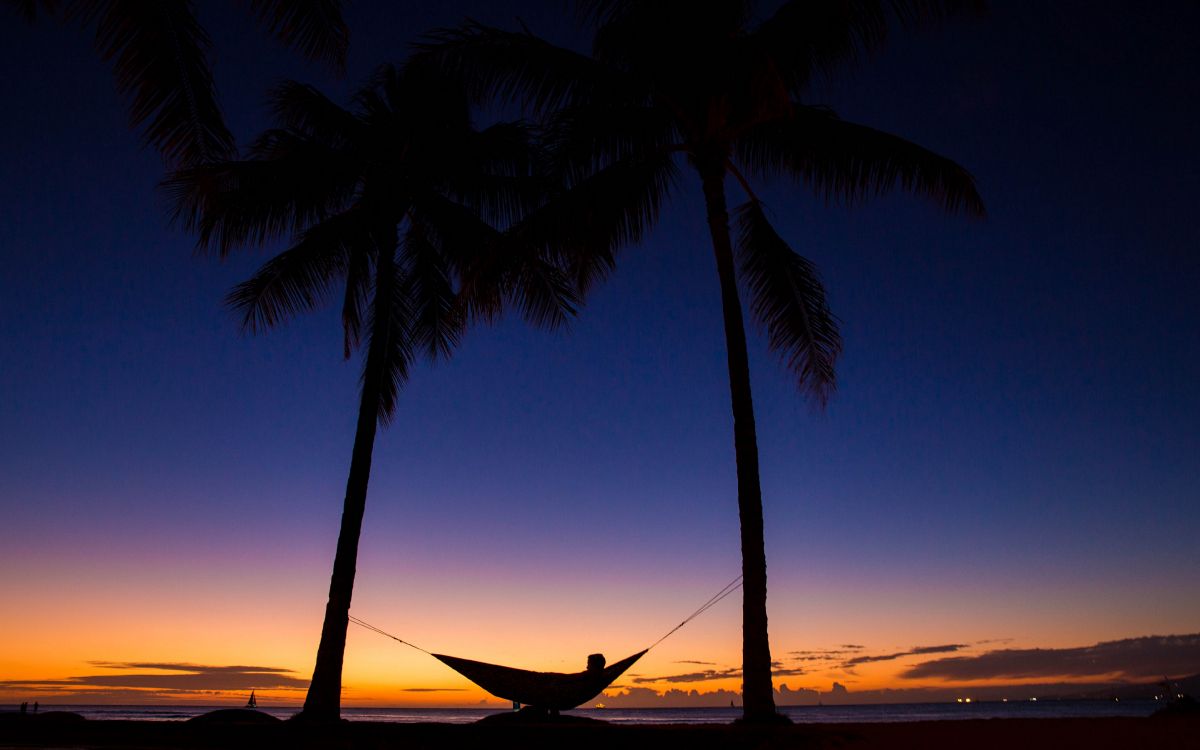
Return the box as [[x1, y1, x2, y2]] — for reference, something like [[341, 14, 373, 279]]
[[5, 544, 1197, 707]]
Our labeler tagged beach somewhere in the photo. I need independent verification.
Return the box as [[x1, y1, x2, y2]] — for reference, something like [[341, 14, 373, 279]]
[[2, 715, 1197, 750]]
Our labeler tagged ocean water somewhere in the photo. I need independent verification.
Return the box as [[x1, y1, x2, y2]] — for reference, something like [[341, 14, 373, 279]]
[[16, 700, 1160, 724]]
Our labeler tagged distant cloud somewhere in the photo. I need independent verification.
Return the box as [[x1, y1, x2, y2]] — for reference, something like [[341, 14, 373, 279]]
[[610, 638, 1200, 708], [632, 667, 741, 684], [88, 661, 297, 676], [843, 644, 966, 666], [0, 687, 222, 703], [601, 686, 743, 708], [672, 660, 717, 665], [902, 634, 1200, 681], [789, 648, 862, 661], [0, 661, 307, 696], [840, 645, 865, 650], [777, 684, 820, 702], [631, 663, 804, 684], [604, 683, 828, 708]]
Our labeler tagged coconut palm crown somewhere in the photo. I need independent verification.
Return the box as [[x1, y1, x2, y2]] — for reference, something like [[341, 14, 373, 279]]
[[165, 63, 578, 721], [418, 0, 986, 722], [8, 0, 350, 166]]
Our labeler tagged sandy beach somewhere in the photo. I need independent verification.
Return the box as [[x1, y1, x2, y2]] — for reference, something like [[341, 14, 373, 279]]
[[2, 715, 1197, 750]]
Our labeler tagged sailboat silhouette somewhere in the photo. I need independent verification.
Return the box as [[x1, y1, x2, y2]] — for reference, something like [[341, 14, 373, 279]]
[[245, 690, 257, 709]]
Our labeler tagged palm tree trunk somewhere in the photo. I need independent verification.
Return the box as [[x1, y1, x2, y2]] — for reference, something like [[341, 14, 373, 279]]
[[298, 231, 397, 722], [698, 161, 780, 723]]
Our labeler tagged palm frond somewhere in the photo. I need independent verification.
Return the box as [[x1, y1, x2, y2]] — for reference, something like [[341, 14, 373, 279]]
[[748, 0, 986, 94], [78, 0, 235, 166], [439, 121, 543, 230], [164, 131, 358, 256], [407, 189, 574, 331], [391, 109, 537, 232], [454, 227, 580, 332], [406, 184, 578, 331], [516, 150, 678, 295], [400, 219, 462, 360], [225, 208, 368, 333], [414, 21, 630, 114], [270, 80, 361, 146], [365, 62, 474, 137], [504, 253, 579, 331], [736, 105, 985, 216], [734, 199, 841, 405], [543, 102, 679, 186], [574, 0, 627, 25], [370, 250, 415, 424], [407, 189, 502, 268], [458, 122, 537, 179], [245, 0, 348, 70], [339, 247, 371, 359], [589, 0, 751, 76]]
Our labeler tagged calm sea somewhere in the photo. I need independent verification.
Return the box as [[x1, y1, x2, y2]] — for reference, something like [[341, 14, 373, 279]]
[[18, 701, 1159, 724]]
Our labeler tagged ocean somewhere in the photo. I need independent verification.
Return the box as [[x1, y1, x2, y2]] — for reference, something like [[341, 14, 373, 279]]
[[19, 700, 1161, 724]]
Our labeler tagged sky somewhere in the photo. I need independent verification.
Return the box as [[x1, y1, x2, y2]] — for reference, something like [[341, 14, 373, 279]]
[[1, 1, 1198, 708]]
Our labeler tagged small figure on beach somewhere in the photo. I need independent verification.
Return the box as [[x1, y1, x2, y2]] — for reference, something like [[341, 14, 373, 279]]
[[33, 702, 38, 713], [586, 653, 606, 672], [19, 702, 27, 714]]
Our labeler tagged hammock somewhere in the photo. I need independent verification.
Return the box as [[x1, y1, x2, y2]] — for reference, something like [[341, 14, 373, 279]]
[[431, 650, 647, 710], [348, 575, 741, 710]]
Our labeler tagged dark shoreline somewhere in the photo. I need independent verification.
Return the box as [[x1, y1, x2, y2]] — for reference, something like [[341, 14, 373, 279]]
[[2, 715, 1197, 750]]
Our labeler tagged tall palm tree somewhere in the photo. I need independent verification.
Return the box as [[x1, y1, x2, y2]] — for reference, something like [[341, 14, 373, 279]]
[[7, 0, 349, 166], [419, 0, 986, 722], [165, 63, 577, 721]]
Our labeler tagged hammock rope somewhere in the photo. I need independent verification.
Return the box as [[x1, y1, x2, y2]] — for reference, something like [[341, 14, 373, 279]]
[[347, 615, 432, 654], [348, 573, 743, 656], [648, 573, 743, 649]]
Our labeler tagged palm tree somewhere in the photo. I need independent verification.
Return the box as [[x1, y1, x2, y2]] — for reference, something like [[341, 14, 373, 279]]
[[165, 63, 577, 721], [6, 0, 349, 165], [419, 0, 986, 722]]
